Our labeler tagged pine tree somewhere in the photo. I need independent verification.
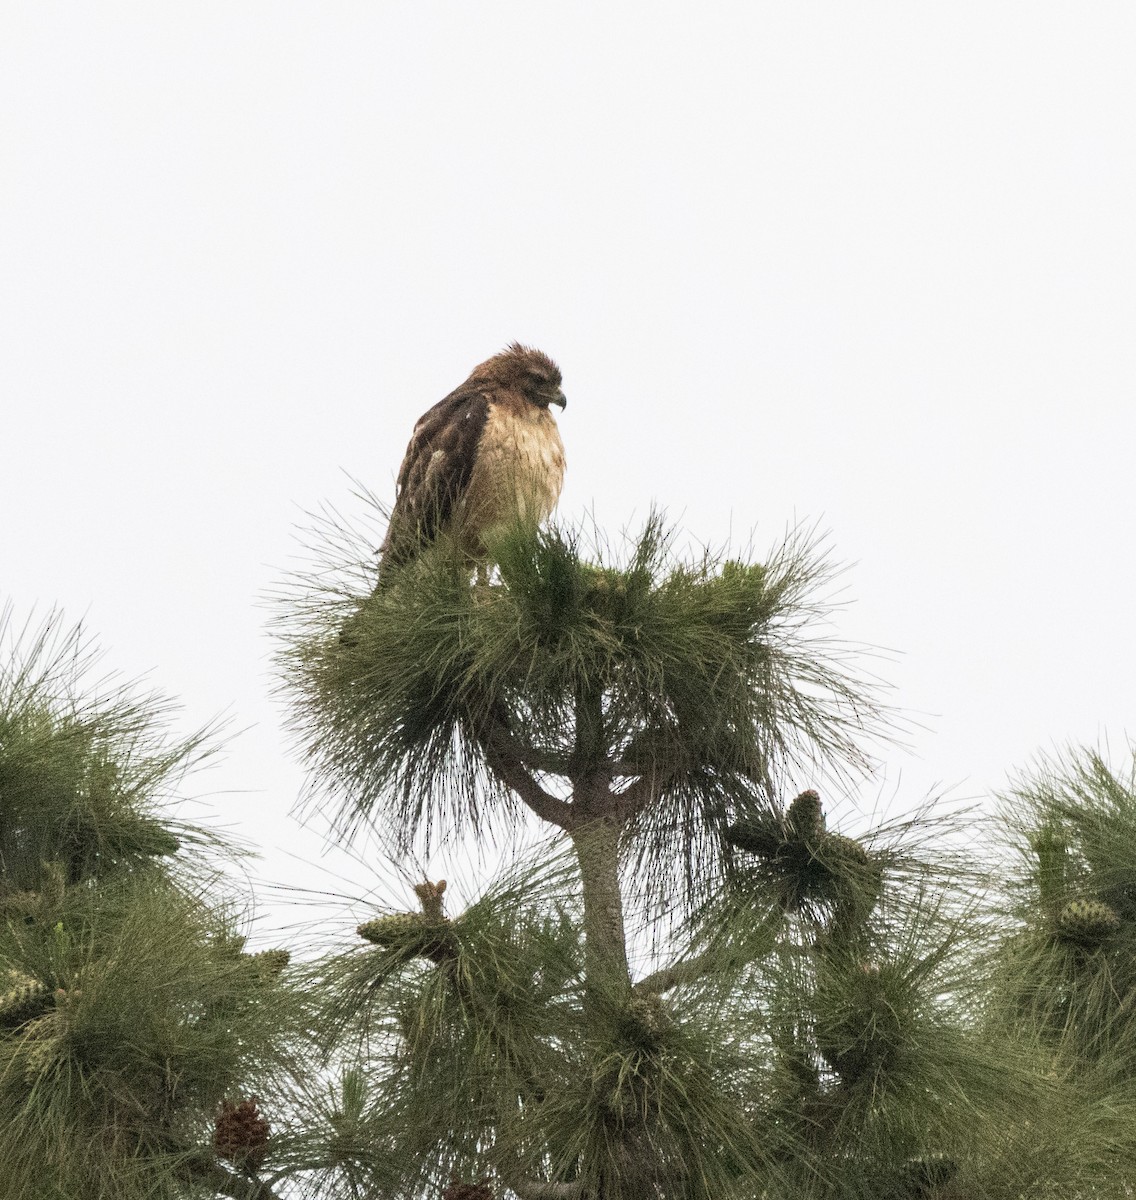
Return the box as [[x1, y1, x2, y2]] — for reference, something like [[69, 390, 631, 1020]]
[[0, 610, 303, 1200], [269, 513, 1136, 1200], [5, 516, 1136, 1199]]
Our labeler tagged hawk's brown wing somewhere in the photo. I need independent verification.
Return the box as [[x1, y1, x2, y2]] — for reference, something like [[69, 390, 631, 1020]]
[[379, 383, 490, 579]]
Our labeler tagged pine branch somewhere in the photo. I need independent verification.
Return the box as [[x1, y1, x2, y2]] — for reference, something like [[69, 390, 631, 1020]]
[[483, 724, 573, 776], [612, 767, 669, 822], [178, 1152, 285, 1200], [487, 1137, 584, 1200], [633, 951, 715, 996], [480, 721, 573, 829], [507, 1179, 582, 1200], [603, 761, 652, 778]]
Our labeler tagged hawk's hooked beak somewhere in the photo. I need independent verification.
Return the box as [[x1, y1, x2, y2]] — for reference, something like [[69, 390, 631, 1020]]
[[552, 389, 567, 409]]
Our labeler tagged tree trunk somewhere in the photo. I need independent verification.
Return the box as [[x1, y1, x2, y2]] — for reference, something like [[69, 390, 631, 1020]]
[[569, 818, 631, 1003]]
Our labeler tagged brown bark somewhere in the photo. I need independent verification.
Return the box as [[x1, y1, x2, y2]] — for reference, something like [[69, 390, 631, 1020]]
[[633, 952, 714, 996], [569, 818, 631, 999], [480, 721, 573, 829], [506, 1177, 582, 1200]]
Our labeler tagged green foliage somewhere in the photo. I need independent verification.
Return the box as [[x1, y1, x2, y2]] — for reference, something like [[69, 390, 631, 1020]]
[[684, 794, 1021, 1199], [291, 786, 1043, 1200], [977, 746, 1136, 1194], [8, 510, 1136, 1200], [534, 997, 767, 1200], [0, 610, 222, 895], [0, 611, 307, 1200], [296, 850, 587, 1198], [1, 877, 286, 1190], [275, 513, 1136, 1200], [278, 512, 890, 906], [993, 748, 1136, 1072], [724, 791, 883, 921]]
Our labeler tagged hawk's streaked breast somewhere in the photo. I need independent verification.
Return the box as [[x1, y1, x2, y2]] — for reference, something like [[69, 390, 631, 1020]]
[[459, 396, 566, 555]]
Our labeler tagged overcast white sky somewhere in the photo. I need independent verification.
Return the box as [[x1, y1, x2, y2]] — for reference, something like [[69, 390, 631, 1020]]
[[2, 5, 1134, 938]]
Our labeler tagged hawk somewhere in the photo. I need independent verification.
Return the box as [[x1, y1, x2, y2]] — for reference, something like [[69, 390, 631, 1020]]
[[378, 344, 567, 581]]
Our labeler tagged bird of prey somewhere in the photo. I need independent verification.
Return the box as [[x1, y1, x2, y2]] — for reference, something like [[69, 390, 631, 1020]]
[[378, 344, 567, 582]]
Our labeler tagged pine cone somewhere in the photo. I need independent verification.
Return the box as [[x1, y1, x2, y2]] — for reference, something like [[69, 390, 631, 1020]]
[[357, 913, 455, 961], [620, 994, 671, 1047], [824, 835, 883, 931], [1057, 898, 1120, 947], [826, 833, 869, 864], [726, 816, 784, 858], [246, 948, 291, 983], [357, 912, 429, 945], [214, 1098, 269, 1169], [442, 1173, 494, 1200], [414, 878, 448, 920], [0, 974, 52, 1028], [786, 790, 825, 840]]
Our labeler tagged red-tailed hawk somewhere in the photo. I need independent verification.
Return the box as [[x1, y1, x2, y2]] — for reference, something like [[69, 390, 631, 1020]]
[[379, 344, 567, 581]]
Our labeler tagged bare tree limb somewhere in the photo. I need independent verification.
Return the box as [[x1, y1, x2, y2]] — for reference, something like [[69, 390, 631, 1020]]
[[506, 1178, 583, 1200], [480, 722, 574, 829], [488, 1142, 583, 1200], [485, 725, 573, 776], [603, 761, 651, 778], [634, 952, 715, 996], [612, 768, 669, 823]]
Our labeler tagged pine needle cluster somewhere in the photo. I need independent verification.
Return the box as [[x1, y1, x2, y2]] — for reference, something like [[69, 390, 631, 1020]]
[[278, 513, 890, 900], [981, 747, 1136, 1193], [0, 611, 305, 1200]]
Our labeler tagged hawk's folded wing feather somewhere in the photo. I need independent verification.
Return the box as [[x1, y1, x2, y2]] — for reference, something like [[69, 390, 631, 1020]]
[[379, 384, 490, 577]]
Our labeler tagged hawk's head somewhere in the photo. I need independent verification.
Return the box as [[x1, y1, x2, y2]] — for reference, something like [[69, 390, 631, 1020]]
[[472, 343, 567, 410]]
